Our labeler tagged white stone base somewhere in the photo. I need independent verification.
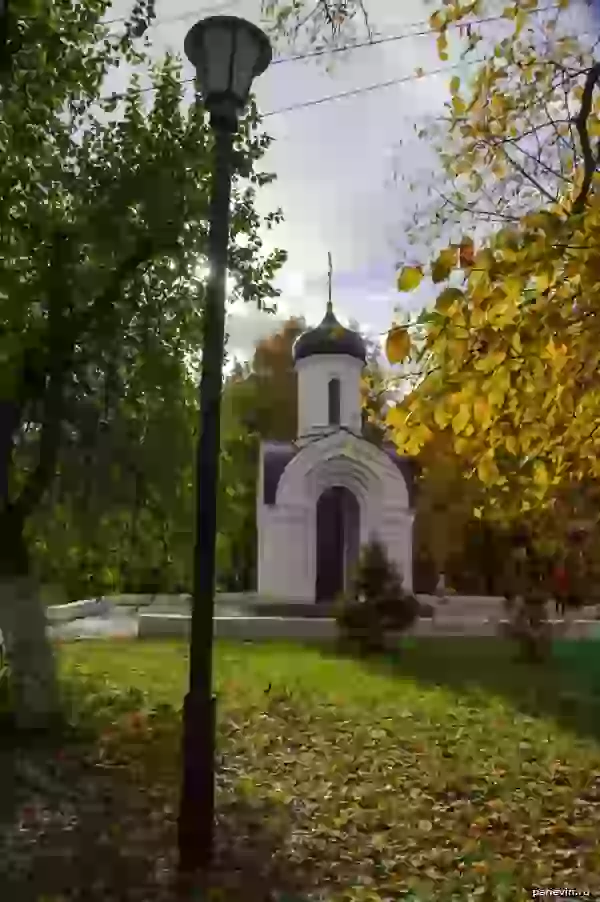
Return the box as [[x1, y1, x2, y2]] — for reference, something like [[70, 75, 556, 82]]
[[138, 613, 338, 642], [46, 598, 111, 624]]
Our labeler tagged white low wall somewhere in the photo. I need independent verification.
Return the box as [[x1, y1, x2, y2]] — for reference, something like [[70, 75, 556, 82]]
[[138, 613, 338, 642], [411, 618, 499, 637], [46, 598, 111, 624]]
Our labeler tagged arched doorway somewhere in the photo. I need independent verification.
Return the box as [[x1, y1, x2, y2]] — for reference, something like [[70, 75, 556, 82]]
[[315, 486, 360, 602]]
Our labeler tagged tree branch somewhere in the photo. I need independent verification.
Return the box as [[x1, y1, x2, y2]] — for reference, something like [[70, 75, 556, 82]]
[[499, 144, 559, 206], [15, 232, 159, 520], [572, 61, 600, 215], [434, 186, 522, 222]]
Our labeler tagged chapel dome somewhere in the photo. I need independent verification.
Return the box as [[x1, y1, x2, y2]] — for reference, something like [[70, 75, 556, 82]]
[[293, 302, 367, 363]]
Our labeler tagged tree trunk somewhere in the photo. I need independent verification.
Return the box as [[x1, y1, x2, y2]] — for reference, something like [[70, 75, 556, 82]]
[[0, 508, 61, 731]]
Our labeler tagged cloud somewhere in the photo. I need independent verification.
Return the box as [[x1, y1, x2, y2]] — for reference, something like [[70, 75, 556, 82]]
[[104, 0, 455, 359]]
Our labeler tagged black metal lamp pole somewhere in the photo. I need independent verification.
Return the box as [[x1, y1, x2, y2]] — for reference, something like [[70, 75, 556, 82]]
[[177, 15, 272, 887]]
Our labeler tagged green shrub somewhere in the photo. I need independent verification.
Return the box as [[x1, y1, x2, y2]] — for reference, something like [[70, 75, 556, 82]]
[[336, 539, 419, 654], [502, 595, 552, 663]]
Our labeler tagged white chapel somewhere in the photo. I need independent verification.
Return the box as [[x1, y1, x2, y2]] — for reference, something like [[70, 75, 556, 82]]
[[257, 299, 416, 603]]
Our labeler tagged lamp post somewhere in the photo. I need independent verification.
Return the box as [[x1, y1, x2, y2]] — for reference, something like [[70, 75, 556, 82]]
[[178, 15, 272, 885]]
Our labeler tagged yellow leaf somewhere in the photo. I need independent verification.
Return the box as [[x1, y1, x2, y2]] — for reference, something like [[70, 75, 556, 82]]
[[436, 286, 464, 313], [385, 326, 411, 364], [431, 246, 457, 283], [473, 397, 492, 429], [490, 94, 507, 117], [454, 436, 470, 455], [452, 96, 466, 116], [434, 405, 451, 429], [429, 10, 445, 30], [448, 339, 468, 361], [502, 276, 525, 301], [478, 454, 499, 484], [385, 404, 409, 430], [396, 421, 433, 455], [535, 269, 554, 293], [514, 8, 527, 34], [437, 32, 448, 61], [397, 266, 423, 292], [471, 306, 486, 328], [452, 403, 470, 435], [511, 332, 522, 354], [459, 238, 475, 268], [533, 460, 549, 486], [449, 75, 460, 95]]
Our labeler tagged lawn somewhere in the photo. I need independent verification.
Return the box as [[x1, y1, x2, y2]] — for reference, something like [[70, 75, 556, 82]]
[[1, 638, 600, 901]]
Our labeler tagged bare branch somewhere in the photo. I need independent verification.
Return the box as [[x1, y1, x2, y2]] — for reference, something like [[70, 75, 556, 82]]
[[499, 143, 559, 206], [572, 61, 600, 215], [356, 0, 373, 40], [434, 186, 522, 223], [508, 133, 568, 184], [560, 70, 578, 157]]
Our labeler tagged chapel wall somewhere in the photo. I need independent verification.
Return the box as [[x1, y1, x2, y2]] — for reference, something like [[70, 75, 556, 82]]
[[296, 354, 363, 438]]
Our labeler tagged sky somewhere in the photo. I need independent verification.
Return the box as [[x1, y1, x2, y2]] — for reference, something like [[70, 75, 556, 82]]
[[103, 0, 597, 363]]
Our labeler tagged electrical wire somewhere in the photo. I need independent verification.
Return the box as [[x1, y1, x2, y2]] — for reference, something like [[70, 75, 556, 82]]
[[100, 55, 485, 113], [261, 58, 485, 118], [103, 0, 562, 47], [12, 1, 590, 122], [102, 0, 566, 72], [96, 1, 580, 116]]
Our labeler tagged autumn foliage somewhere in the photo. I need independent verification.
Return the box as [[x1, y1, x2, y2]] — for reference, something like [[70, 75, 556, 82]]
[[385, 0, 600, 532]]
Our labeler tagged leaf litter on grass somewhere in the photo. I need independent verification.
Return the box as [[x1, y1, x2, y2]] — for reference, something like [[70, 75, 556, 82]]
[[2, 640, 600, 901]]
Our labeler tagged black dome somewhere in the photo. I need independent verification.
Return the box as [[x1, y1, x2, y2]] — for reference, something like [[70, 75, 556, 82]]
[[293, 303, 367, 363]]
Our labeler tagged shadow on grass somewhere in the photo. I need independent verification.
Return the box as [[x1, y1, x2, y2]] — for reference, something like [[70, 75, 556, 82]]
[[0, 701, 316, 902], [309, 637, 600, 744]]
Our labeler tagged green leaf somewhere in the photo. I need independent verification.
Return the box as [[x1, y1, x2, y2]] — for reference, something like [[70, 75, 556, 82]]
[[431, 247, 457, 283], [397, 266, 424, 292]]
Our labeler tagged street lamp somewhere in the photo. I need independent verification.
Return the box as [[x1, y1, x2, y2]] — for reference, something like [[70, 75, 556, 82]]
[[178, 15, 272, 886]]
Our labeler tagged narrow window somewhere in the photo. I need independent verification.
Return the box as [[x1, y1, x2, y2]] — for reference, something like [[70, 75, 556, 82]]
[[328, 378, 341, 426]]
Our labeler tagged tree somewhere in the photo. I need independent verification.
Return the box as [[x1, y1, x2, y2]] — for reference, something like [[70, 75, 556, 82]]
[[217, 317, 305, 589], [336, 538, 419, 654], [28, 357, 199, 601], [386, 0, 600, 530], [264, 0, 600, 574], [361, 335, 392, 446], [0, 0, 286, 727], [261, 0, 373, 53]]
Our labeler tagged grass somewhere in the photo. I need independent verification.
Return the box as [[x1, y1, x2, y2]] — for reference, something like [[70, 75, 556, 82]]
[[1, 638, 600, 901]]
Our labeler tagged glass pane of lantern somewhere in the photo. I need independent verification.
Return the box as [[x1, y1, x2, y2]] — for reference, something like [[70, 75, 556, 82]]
[[200, 23, 233, 96], [230, 24, 261, 104]]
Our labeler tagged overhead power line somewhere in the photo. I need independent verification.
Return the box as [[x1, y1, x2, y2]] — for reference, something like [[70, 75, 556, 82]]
[[269, 2, 563, 68], [95, 1, 574, 115], [261, 59, 485, 118], [100, 55, 484, 115], [101, 0, 566, 66]]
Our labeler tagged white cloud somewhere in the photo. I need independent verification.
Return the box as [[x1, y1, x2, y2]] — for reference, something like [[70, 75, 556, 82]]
[[105, 0, 457, 358]]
